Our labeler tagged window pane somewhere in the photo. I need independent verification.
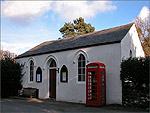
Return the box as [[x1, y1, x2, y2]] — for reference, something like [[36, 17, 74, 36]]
[[31, 71, 33, 75], [80, 75, 85, 81], [78, 61, 81, 67], [31, 66, 33, 70], [50, 59, 56, 67], [36, 67, 42, 82], [79, 68, 85, 74], [83, 68, 85, 74], [78, 75, 81, 81], [80, 54, 83, 60], [30, 74, 33, 81], [78, 68, 81, 74], [81, 61, 85, 67], [130, 50, 132, 58], [81, 54, 85, 60], [81, 75, 84, 81], [78, 55, 82, 60]]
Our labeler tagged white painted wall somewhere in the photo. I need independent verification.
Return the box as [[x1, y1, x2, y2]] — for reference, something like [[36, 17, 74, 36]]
[[121, 24, 145, 59], [17, 42, 122, 105]]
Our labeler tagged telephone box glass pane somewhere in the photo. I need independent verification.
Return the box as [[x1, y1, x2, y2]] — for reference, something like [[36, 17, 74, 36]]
[[87, 71, 97, 101], [101, 76, 105, 103], [101, 71, 104, 75], [102, 81, 104, 86]]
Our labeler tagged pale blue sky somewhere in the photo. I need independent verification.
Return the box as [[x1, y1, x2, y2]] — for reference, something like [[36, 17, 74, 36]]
[[1, 1, 149, 55]]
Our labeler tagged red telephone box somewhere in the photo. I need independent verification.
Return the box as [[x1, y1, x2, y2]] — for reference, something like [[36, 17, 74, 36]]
[[86, 62, 106, 106]]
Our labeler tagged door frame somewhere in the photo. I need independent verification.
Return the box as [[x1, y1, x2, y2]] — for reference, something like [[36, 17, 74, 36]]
[[46, 56, 59, 99]]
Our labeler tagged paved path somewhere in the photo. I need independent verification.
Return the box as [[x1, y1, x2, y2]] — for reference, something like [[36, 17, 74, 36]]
[[1, 98, 148, 113]]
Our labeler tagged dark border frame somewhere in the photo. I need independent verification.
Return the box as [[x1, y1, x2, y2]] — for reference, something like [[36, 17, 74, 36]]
[[36, 67, 42, 83], [60, 65, 68, 83]]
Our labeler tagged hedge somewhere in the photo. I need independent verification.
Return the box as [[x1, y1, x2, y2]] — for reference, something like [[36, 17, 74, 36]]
[[1, 58, 24, 98], [120, 57, 149, 108]]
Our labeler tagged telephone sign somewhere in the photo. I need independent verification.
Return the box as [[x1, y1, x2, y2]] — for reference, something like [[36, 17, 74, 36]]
[[86, 62, 106, 106]]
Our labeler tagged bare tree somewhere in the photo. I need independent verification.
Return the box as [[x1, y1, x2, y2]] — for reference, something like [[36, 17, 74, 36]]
[[0, 49, 17, 60], [134, 16, 150, 56]]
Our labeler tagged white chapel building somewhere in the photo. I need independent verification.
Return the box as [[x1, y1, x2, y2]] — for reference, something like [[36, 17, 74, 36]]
[[16, 23, 145, 105]]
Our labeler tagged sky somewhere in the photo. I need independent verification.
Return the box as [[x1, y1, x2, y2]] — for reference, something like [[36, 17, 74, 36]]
[[1, 1, 150, 55]]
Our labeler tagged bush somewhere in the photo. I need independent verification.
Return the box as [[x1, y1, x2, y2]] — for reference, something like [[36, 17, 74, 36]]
[[120, 57, 149, 108], [1, 57, 24, 98]]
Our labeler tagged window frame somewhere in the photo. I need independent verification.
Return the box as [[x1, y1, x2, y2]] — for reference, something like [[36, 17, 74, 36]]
[[29, 60, 34, 82], [78, 54, 86, 82]]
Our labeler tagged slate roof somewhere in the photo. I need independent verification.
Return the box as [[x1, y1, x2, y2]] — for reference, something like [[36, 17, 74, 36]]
[[16, 23, 134, 59]]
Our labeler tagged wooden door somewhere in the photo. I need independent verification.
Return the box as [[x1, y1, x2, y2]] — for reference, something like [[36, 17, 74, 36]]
[[49, 69, 56, 98]]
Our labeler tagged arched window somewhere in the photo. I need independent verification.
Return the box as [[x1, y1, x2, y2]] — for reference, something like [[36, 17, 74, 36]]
[[36, 67, 42, 83], [30, 60, 34, 81], [129, 50, 132, 58], [49, 59, 56, 68], [60, 65, 68, 82], [78, 54, 86, 81]]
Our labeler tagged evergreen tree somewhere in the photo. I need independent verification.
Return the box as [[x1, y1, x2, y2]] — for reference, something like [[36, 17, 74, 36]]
[[1, 58, 23, 98], [59, 22, 76, 38], [59, 17, 95, 38]]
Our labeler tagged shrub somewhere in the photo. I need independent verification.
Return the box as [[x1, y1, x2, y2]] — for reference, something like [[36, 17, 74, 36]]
[[1, 57, 24, 98], [120, 57, 149, 108]]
